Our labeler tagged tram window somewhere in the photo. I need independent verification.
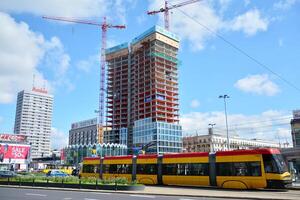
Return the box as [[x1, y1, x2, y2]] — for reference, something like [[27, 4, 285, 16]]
[[137, 164, 157, 174], [263, 154, 287, 174], [217, 163, 232, 176], [82, 165, 99, 173], [103, 164, 110, 173], [107, 164, 132, 174], [186, 163, 209, 176], [217, 162, 261, 176], [163, 163, 209, 176], [163, 164, 177, 175], [263, 155, 279, 173], [248, 162, 261, 176]]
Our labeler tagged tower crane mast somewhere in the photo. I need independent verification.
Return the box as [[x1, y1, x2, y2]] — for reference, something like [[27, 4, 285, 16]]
[[147, 0, 201, 30], [43, 16, 126, 137]]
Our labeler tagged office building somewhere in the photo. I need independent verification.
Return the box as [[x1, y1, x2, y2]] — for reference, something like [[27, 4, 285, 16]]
[[69, 118, 103, 146], [105, 26, 182, 153], [14, 88, 53, 158]]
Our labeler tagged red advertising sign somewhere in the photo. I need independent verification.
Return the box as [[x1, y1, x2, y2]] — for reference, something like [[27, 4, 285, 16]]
[[0, 134, 27, 143], [0, 143, 30, 164]]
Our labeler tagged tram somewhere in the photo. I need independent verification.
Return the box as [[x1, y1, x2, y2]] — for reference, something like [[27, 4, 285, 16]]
[[80, 148, 292, 189]]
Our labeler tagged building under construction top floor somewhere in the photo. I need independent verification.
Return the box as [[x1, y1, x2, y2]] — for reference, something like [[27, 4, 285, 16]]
[[104, 26, 182, 154]]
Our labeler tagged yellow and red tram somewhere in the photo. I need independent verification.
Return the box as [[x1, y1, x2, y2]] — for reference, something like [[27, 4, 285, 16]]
[[80, 148, 291, 189]]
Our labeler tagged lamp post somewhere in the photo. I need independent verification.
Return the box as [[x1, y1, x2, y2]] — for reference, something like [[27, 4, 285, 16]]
[[219, 95, 230, 150], [208, 123, 216, 134], [208, 123, 216, 152]]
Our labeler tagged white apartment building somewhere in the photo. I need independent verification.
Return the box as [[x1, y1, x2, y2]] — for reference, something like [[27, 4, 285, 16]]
[[14, 88, 53, 158], [183, 133, 280, 153]]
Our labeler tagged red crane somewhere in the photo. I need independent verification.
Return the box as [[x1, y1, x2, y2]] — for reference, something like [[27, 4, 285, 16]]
[[43, 16, 126, 130], [147, 0, 201, 30]]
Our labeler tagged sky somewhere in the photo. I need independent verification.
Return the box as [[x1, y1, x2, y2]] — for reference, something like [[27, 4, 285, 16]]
[[0, 0, 299, 149]]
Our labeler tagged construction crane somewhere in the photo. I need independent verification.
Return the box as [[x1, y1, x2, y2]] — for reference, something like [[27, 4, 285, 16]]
[[43, 16, 126, 134], [147, 0, 201, 30]]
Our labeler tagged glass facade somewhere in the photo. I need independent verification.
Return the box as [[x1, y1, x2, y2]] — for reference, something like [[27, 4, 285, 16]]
[[293, 128, 300, 147], [63, 143, 127, 165], [120, 128, 128, 146], [133, 118, 182, 154]]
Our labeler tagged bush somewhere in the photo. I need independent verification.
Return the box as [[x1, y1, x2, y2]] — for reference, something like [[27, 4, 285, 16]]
[[80, 177, 97, 184], [100, 177, 128, 185]]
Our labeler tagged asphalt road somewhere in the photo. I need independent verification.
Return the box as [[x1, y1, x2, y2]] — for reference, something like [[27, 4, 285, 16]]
[[0, 187, 241, 200]]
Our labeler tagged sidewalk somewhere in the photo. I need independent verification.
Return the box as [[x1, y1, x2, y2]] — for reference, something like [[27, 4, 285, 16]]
[[132, 185, 300, 200], [1, 185, 300, 200]]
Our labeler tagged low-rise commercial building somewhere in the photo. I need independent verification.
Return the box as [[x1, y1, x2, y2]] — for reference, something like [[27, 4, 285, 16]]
[[183, 133, 280, 153], [62, 143, 127, 165], [291, 110, 300, 148]]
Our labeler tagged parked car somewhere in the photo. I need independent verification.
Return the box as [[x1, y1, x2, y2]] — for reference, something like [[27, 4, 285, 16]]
[[0, 170, 18, 178], [46, 170, 68, 177]]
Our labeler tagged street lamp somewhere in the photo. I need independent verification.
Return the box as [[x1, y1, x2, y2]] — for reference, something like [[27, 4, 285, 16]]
[[208, 123, 216, 152], [208, 123, 216, 128], [219, 95, 230, 150]]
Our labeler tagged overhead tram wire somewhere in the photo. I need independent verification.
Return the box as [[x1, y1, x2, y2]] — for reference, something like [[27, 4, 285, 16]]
[[172, 5, 300, 94], [182, 115, 292, 132], [184, 120, 291, 135]]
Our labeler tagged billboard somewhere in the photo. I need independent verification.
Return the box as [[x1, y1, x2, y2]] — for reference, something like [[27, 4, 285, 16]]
[[71, 118, 97, 129], [0, 134, 27, 143], [0, 143, 30, 164]]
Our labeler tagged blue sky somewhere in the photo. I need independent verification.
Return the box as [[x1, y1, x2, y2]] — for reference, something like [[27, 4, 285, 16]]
[[0, 0, 299, 149]]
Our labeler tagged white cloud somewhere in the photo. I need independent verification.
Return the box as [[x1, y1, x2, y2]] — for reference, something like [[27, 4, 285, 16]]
[[234, 74, 280, 96], [274, 0, 298, 10], [51, 127, 68, 149], [217, 0, 232, 15], [149, 0, 223, 50], [190, 99, 200, 108], [230, 9, 269, 36], [0, 12, 71, 103], [148, 1, 269, 50], [180, 110, 292, 143], [76, 54, 99, 73], [0, 0, 107, 18], [0, 0, 134, 24]]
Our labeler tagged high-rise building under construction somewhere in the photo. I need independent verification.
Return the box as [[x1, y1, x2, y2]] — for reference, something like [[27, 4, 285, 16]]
[[105, 26, 182, 154]]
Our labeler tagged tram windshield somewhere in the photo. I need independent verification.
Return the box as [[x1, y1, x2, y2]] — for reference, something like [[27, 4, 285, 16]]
[[263, 154, 288, 174]]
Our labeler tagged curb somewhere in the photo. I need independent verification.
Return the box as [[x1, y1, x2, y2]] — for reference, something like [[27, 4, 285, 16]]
[[0, 185, 297, 200]]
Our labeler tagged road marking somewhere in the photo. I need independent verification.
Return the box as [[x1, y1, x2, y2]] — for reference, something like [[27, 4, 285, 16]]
[[63, 198, 72, 200], [130, 195, 156, 198], [25, 193, 47, 197], [179, 199, 195, 200], [84, 198, 99, 200]]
